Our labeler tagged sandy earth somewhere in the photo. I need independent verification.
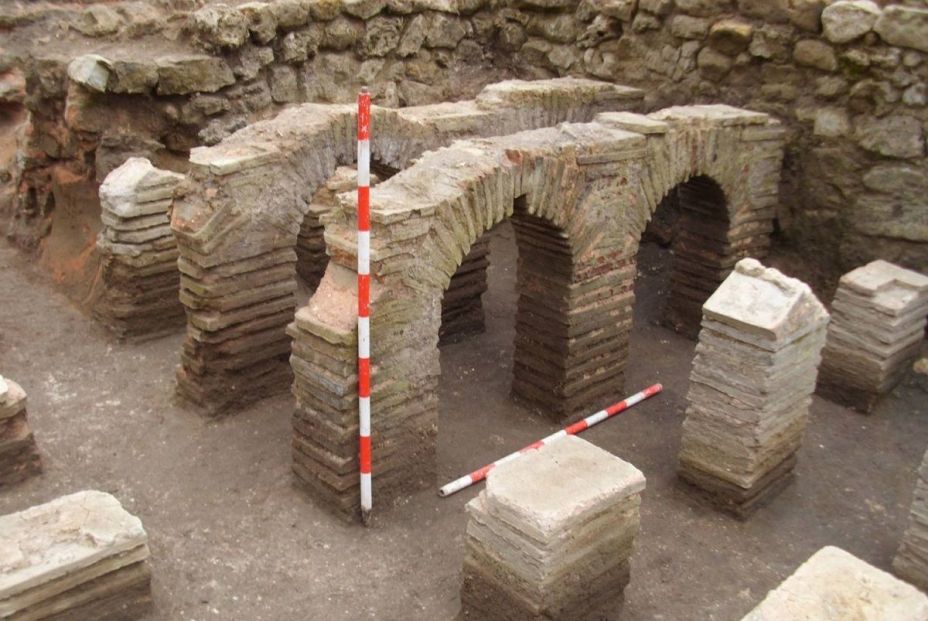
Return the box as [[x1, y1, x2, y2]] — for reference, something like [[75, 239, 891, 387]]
[[1, 224, 926, 621]]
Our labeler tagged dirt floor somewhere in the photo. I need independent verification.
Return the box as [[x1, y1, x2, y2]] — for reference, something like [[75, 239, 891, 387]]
[[1, 223, 927, 621]]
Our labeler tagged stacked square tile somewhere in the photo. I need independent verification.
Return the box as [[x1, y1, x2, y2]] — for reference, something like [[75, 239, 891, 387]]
[[0, 490, 153, 620], [894, 446, 928, 592], [93, 157, 186, 340], [817, 260, 928, 413], [439, 237, 490, 344], [678, 258, 829, 518], [461, 435, 645, 620], [296, 166, 381, 291], [743, 546, 928, 620], [0, 375, 42, 488]]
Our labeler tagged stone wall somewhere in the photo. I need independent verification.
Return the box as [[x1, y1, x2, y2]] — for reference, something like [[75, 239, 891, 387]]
[[2, 0, 926, 297]]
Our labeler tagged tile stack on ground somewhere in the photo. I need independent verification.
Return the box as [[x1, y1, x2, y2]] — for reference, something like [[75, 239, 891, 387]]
[[678, 258, 829, 518], [894, 446, 928, 591], [817, 260, 928, 414], [296, 166, 381, 292], [440, 237, 490, 344], [461, 435, 645, 620], [742, 546, 928, 620], [0, 375, 42, 488], [0, 490, 153, 620], [93, 157, 186, 341]]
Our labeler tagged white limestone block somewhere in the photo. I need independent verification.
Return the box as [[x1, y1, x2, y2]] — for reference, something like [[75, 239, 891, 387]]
[[483, 435, 645, 544], [0, 490, 148, 616], [743, 546, 928, 621], [702, 258, 829, 345]]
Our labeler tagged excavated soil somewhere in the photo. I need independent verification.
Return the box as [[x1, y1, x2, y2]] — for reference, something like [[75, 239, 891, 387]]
[[1, 223, 926, 621]]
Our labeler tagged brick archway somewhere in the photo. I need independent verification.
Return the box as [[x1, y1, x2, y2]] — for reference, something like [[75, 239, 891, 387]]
[[289, 104, 786, 519], [167, 78, 645, 416]]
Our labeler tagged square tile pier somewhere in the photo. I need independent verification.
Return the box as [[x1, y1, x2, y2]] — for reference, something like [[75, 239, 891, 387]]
[[678, 259, 829, 518], [894, 446, 928, 592], [0, 490, 153, 620], [0, 375, 42, 488], [460, 435, 645, 621], [817, 260, 928, 413], [742, 546, 928, 620]]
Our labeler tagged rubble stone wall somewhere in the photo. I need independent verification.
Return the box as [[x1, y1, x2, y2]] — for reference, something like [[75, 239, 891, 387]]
[[2, 0, 926, 292]]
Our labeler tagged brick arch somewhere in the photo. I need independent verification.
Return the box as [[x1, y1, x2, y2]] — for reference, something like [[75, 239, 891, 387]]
[[290, 105, 785, 520], [167, 78, 645, 416], [597, 106, 786, 341], [288, 124, 634, 516]]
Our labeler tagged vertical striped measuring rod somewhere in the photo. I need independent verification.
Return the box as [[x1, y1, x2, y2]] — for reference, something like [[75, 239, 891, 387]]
[[438, 383, 663, 498], [357, 87, 373, 524]]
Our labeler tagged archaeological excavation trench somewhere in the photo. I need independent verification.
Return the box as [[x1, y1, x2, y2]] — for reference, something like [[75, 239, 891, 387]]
[[1, 0, 928, 619]]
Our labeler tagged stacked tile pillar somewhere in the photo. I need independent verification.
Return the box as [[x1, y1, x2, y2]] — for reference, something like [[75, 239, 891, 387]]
[[0, 374, 42, 487], [461, 435, 645, 620], [171, 140, 332, 417], [817, 260, 928, 413], [511, 211, 636, 421], [92, 158, 186, 340], [894, 446, 928, 591], [0, 490, 153, 619], [678, 259, 829, 517]]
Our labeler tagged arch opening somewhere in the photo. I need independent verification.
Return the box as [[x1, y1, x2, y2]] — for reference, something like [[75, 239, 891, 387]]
[[663, 175, 732, 338]]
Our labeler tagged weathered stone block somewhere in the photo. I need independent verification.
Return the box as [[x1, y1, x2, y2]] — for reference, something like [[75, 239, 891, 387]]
[[67, 55, 111, 93], [189, 4, 249, 50], [671, 15, 711, 40], [708, 20, 754, 56], [875, 6, 928, 54], [743, 547, 928, 620], [0, 490, 152, 620], [822, 0, 881, 44], [156, 55, 236, 95], [462, 436, 644, 620], [793, 39, 837, 71], [854, 114, 925, 159]]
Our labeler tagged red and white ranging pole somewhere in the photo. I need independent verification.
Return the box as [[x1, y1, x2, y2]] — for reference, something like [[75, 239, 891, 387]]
[[357, 87, 373, 523], [438, 383, 664, 498]]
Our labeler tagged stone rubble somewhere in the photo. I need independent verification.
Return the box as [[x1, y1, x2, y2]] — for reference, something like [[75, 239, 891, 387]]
[[0, 375, 42, 489], [817, 260, 928, 414], [92, 158, 187, 341], [678, 259, 829, 518], [895, 446, 928, 592], [742, 546, 928, 621], [0, 490, 153, 620], [460, 435, 645, 621]]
